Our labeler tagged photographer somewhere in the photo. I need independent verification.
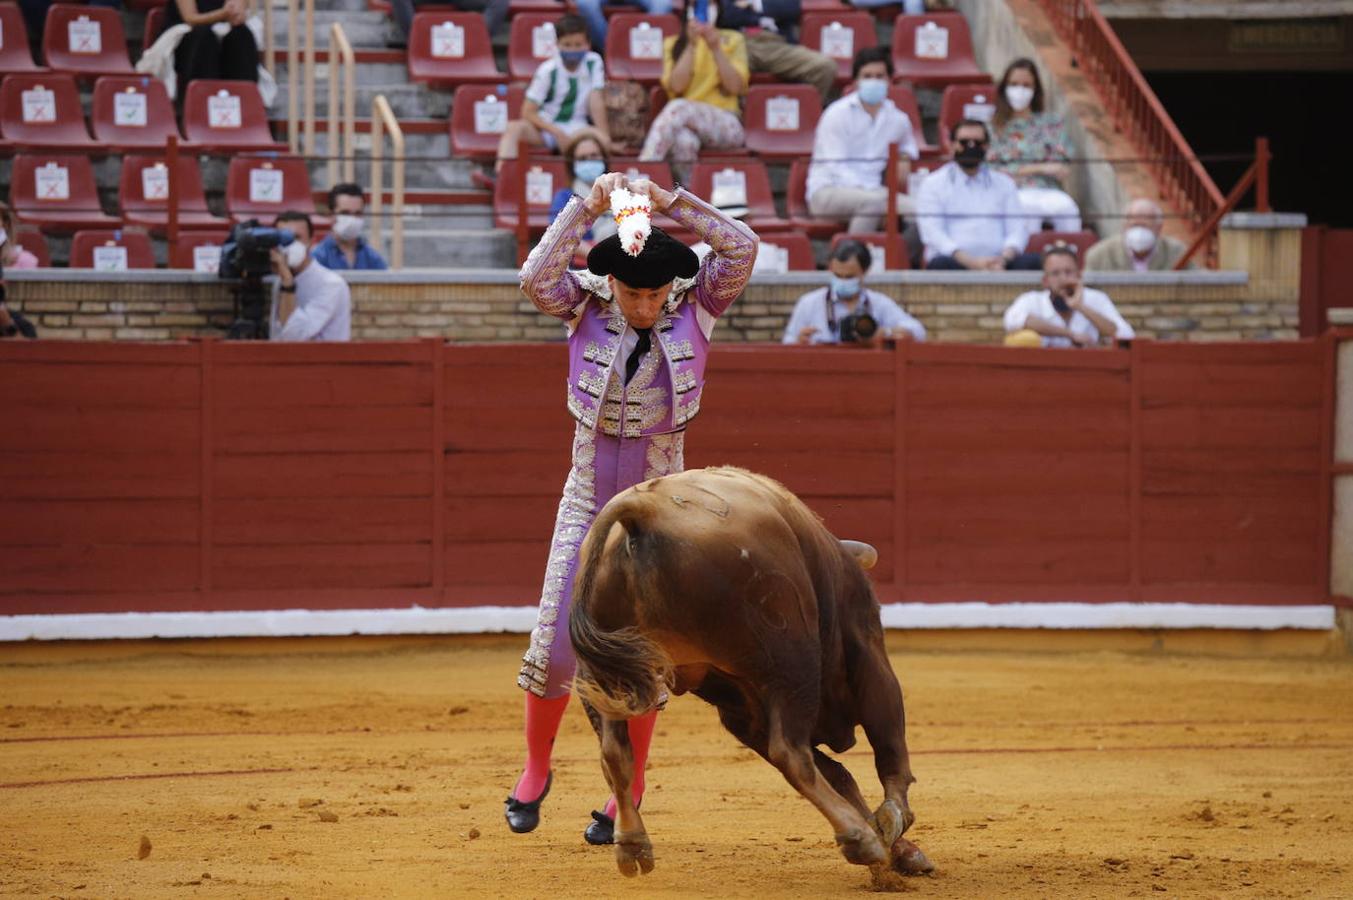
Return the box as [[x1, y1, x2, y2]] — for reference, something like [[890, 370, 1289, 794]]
[[781, 240, 926, 345], [270, 212, 351, 342], [1003, 245, 1133, 348]]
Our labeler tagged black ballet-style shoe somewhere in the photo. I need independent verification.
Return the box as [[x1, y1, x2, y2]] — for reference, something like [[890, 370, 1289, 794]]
[[504, 771, 552, 834], [583, 809, 614, 846]]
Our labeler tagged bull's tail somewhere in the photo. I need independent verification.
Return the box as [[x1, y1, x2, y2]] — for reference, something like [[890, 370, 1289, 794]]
[[569, 500, 672, 720]]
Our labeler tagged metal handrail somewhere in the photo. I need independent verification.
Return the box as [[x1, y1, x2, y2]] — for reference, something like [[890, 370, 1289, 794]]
[[327, 23, 357, 187], [370, 94, 406, 268], [263, 0, 274, 73], [1174, 137, 1271, 270], [303, 0, 316, 157], [285, 0, 315, 155]]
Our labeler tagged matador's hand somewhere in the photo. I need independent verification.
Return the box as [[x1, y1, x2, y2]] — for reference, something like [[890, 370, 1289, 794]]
[[583, 172, 628, 217]]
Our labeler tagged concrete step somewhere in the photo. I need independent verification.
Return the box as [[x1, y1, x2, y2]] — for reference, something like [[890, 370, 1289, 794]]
[[275, 81, 454, 120], [396, 227, 516, 268], [272, 12, 397, 49], [312, 0, 375, 11], [274, 60, 411, 86]]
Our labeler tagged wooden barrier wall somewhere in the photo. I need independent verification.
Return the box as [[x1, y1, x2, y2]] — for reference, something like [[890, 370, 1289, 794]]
[[0, 337, 1336, 615]]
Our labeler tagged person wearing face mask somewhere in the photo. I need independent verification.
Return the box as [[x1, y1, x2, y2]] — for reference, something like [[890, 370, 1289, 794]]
[[1003, 245, 1134, 347], [0, 205, 41, 271], [548, 133, 619, 269], [1085, 197, 1194, 272], [311, 183, 388, 271], [806, 47, 920, 235], [988, 58, 1081, 234], [916, 119, 1042, 270], [782, 240, 925, 345], [509, 172, 756, 846], [270, 211, 351, 342]]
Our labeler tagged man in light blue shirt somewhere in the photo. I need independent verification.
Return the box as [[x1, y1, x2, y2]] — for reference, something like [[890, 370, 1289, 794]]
[[310, 183, 389, 271], [782, 240, 926, 345]]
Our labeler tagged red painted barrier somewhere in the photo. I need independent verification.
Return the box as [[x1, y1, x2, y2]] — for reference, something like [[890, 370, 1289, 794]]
[[0, 337, 1336, 615]]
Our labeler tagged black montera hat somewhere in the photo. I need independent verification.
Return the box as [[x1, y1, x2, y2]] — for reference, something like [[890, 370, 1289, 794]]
[[586, 226, 700, 289]]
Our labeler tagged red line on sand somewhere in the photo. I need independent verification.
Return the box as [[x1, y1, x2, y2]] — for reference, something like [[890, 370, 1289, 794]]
[[0, 767, 295, 790]]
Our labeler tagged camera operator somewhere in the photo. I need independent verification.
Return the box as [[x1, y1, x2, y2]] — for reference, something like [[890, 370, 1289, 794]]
[[270, 212, 351, 343], [781, 240, 926, 345], [1003, 245, 1134, 348]]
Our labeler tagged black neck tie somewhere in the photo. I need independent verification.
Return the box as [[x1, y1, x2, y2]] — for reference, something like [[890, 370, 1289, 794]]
[[624, 328, 652, 385]]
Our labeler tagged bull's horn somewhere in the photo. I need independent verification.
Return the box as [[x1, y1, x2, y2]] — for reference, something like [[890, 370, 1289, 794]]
[[840, 540, 878, 570]]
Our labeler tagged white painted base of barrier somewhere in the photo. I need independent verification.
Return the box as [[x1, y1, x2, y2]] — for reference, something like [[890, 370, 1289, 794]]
[[0, 603, 1336, 642]]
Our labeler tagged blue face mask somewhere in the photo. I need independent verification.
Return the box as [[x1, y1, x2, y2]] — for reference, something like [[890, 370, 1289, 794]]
[[831, 275, 861, 298], [856, 78, 888, 106], [559, 49, 587, 68], [573, 159, 605, 184]]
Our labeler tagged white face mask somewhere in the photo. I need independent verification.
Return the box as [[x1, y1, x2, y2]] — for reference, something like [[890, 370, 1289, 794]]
[[332, 214, 364, 242], [285, 240, 308, 270], [0, 227, 8, 247], [1123, 225, 1156, 256], [1005, 85, 1035, 112]]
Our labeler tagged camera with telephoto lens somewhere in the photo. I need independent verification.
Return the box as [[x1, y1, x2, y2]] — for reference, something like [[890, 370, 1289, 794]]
[[218, 220, 296, 340], [838, 312, 878, 344]]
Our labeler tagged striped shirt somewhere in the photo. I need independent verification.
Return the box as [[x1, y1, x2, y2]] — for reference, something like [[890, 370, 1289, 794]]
[[525, 52, 605, 128]]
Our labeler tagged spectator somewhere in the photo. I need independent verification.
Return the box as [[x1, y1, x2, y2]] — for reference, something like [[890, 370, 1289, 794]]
[[1085, 198, 1194, 272], [487, 15, 610, 182], [1003, 245, 1133, 347], [847, 0, 924, 15], [0, 298, 37, 339], [161, 0, 259, 97], [988, 58, 1080, 233], [270, 212, 351, 342], [392, 0, 507, 43], [0, 204, 40, 270], [782, 240, 926, 345], [574, 0, 671, 51], [639, 0, 748, 183], [548, 134, 618, 269], [917, 118, 1041, 270], [716, 0, 835, 102], [311, 184, 388, 271], [806, 47, 919, 234]]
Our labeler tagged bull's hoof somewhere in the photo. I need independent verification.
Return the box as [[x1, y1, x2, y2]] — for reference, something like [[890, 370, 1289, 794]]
[[889, 837, 935, 876], [835, 827, 887, 867], [614, 831, 655, 877], [868, 800, 906, 847]]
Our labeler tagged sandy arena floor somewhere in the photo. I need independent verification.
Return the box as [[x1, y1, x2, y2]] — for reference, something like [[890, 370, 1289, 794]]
[[2, 633, 1352, 899]]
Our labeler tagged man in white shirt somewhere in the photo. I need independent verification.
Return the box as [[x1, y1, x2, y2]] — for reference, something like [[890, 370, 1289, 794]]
[[782, 240, 926, 345], [917, 119, 1043, 271], [1003, 245, 1134, 347], [806, 47, 919, 233], [271, 212, 352, 342]]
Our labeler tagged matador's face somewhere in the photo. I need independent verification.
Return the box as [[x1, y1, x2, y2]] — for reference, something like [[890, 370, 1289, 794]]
[[609, 277, 673, 329]]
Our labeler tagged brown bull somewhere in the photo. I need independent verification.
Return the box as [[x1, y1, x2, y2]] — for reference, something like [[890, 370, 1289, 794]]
[[569, 466, 933, 884]]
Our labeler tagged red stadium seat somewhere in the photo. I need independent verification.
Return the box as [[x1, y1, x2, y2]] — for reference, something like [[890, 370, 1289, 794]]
[[448, 83, 525, 160], [493, 158, 569, 231], [743, 84, 821, 160], [181, 81, 287, 152], [12, 225, 52, 267], [43, 6, 134, 77], [225, 156, 332, 227], [69, 228, 157, 269], [0, 4, 45, 73], [0, 73, 92, 149], [1025, 229, 1097, 259], [890, 13, 987, 89], [800, 13, 877, 85], [510, 0, 564, 12], [142, 7, 165, 52], [170, 230, 232, 270], [800, 0, 848, 9], [687, 160, 789, 233], [120, 154, 230, 232], [937, 81, 997, 152], [786, 159, 840, 239], [604, 13, 680, 86], [830, 231, 909, 271], [407, 12, 501, 86], [507, 13, 559, 82], [756, 232, 815, 272], [90, 76, 182, 152], [7, 153, 122, 232]]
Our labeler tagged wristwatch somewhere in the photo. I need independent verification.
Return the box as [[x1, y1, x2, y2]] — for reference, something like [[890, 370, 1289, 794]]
[[279, 284, 296, 293]]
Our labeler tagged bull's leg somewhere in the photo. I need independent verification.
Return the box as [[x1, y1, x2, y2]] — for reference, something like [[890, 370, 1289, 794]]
[[811, 748, 871, 821], [599, 717, 654, 877]]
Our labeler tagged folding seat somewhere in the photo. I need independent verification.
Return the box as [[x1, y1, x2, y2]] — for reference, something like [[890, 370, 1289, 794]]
[[800, 13, 876, 86], [1025, 230, 1097, 260], [120, 154, 230, 232], [800, 0, 848, 9], [0, 73, 91, 149], [888, 82, 935, 155], [43, 6, 134, 77], [0, 3, 45, 73], [937, 81, 997, 152], [142, 7, 165, 52], [90, 76, 182, 152], [786, 159, 840, 239], [170, 230, 232, 271], [687, 160, 789, 232], [448, 84, 524, 160], [743, 84, 821, 160], [407, 12, 500, 86], [225, 156, 333, 228], [492, 158, 569, 231], [891, 13, 987, 88], [69, 228, 157, 269], [12, 225, 52, 267], [510, 0, 564, 12], [829, 230, 908, 272], [507, 13, 559, 82], [8, 153, 122, 231], [604, 13, 680, 86], [181, 80, 287, 152], [755, 232, 815, 272]]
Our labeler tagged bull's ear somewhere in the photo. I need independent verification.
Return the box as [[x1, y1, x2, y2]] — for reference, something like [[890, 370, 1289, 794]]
[[840, 540, 878, 570]]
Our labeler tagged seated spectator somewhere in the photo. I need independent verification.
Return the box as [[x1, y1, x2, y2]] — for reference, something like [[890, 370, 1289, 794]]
[[717, 0, 835, 102], [782, 240, 926, 345], [488, 15, 610, 181], [312, 184, 388, 271], [989, 58, 1081, 233], [0, 205, 40, 270], [639, 0, 748, 183], [0, 298, 37, 339], [270, 211, 351, 342], [392, 0, 506, 43], [162, 0, 259, 96], [575, 0, 672, 51], [806, 47, 919, 234], [1085, 198, 1194, 271], [917, 119, 1042, 270], [548, 134, 618, 268], [1003, 245, 1134, 347]]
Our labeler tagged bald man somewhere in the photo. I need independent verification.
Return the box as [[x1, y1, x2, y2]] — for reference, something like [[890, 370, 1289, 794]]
[[1085, 198, 1194, 272]]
